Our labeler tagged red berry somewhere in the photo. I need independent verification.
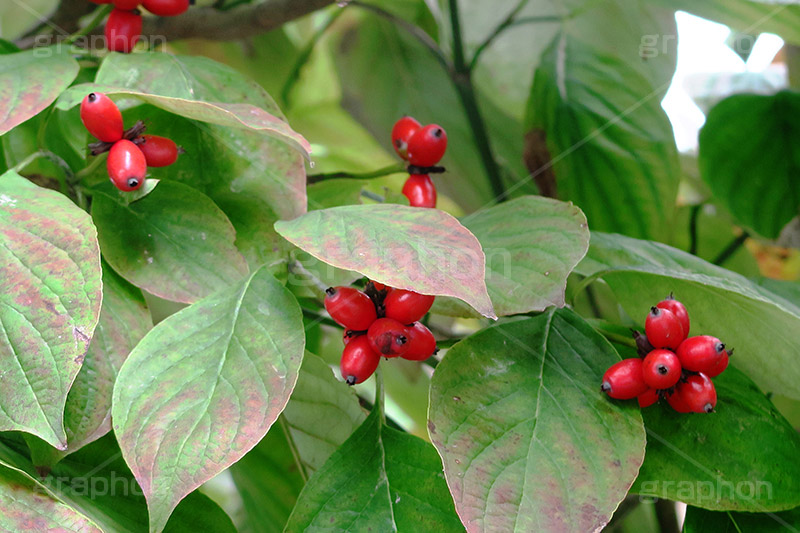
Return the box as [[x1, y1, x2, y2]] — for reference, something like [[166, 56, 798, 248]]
[[638, 388, 659, 408], [706, 348, 730, 378], [369, 281, 392, 293], [80, 92, 123, 143], [656, 295, 690, 336], [676, 335, 727, 374], [324, 287, 377, 331], [642, 349, 682, 390], [391, 116, 421, 160], [113, 0, 140, 9], [138, 135, 179, 167], [666, 387, 692, 413], [105, 8, 142, 53], [601, 358, 649, 400], [142, 0, 190, 16], [676, 373, 717, 413], [340, 335, 380, 385], [402, 174, 437, 208], [644, 306, 685, 350], [342, 330, 360, 346], [384, 289, 435, 324], [407, 124, 447, 167], [401, 322, 436, 361], [107, 140, 146, 191], [367, 318, 410, 358]]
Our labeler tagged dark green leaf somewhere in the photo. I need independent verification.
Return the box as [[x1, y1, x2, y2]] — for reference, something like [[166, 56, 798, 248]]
[[683, 505, 800, 533], [91, 180, 249, 304], [698, 91, 800, 239], [275, 204, 496, 318], [0, 170, 102, 448], [112, 267, 305, 532], [428, 308, 645, 533], [633, 368, 800, 511]]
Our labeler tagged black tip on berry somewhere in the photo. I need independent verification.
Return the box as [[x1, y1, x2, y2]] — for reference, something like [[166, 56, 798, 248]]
[[657, 364, 668, 375], [433, 347, 440, 355], [87, 92, 97, 102], [345, 375, 356, 386], [703, 403, 714, 413], [601, 382, 611, 393], [650, 306, 660, 315], [716, 342, 725, 353], [127, 178, 139, 188], [397, 335, 407, 345], [432, 128, 443, 138], [325, 287, 336, 296], [667, 292, 675, 300], [727, 347, 734, 357]]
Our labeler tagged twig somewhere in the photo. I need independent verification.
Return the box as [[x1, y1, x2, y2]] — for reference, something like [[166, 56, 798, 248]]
[[712, 232, 749, 266], [279, 415, 309, 483], [307, 163, 405, 184], [64, 4, 112, 45], [688, 204, 701, 255]]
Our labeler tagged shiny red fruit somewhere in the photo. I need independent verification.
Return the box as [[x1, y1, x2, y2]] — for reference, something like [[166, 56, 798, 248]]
[[80, 92, 123, 143], [638, 388, 659, 408], [642, 349, 682, 390], [342, 330, 360, 346], [324, 287, 377, 331], [367, 318, 410, 358], [666, 387, 692, 413], [676, 335, 727, 374], [391, 116, 421, 160], [677, 373, 717, 413], [401, 322, 437, 361], [113, 0, 140, 9], [384, 289, 435, 324], [105, 9, 142, 53], [645, 306, 686, 350], [138, 135, 179, 167], [402, 174, 437, 208], [601, 358, 649, 400], [340, 335, 380, 385], [107, 140, 146, 191], [142, 0, 190, 16], [706, 348, 730, 378], [407, 124, 447, 167], [656, 295, 690, 336]]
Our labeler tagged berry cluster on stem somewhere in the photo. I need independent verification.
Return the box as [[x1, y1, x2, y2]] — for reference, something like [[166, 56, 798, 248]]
[[391, 116, 448, 208], [601, 294, 732, 414], [89, 0, 192, 53], [325, 281, 437, 385]]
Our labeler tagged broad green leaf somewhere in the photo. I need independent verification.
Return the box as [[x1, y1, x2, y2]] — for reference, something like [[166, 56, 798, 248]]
[[698, 91, 800, 239], [275, 204, 496, 318], [91, 180, 249, 304], [0, 465, 100, 532], [0, 48, 79, 135], [459, 195, 589, 316], [525, 5, 679, 241], [59, 52, 308, 220], [0, 170, 102, 448], [281, 352, 365, 473], [683, 505, 800, 532], [633, 368, 800, 511], [0, 434, 236, 533], [284, 406, 462, 532], [428, 308, 645, 533], [229, 423, 305, 533], [112, 267, 305, 532], [575, 232, 800, 400]]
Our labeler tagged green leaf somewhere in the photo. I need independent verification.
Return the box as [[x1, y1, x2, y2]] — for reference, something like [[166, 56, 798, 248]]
[[683, 505, 800, 532], [632, 368, 800, 512], [281, 352, 365, 473], [112, 267, 305, 532], [0, 48, 79, 135], [275, 204, 496, 318], [60, 52, 308, 220], [460, 195, 589, 316], [698, 91, 800, 239], [91, 180, 249, 304], [428, 308, 645, 533], [284, 407, 462, 532], [525, 4, 680, 241], [0, 170, 102, 448], [575, 232, 800, 401], [0, 434, 236, 533], [0, 465, 100, 533]]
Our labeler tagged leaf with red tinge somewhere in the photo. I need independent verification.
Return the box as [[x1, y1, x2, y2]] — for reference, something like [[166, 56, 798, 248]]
[[0, 48, 79, 135], [111, 266, 305, 533], [0, 170, 102, 449], [275, 204, 496, 319], [428, 307, 645, 533]]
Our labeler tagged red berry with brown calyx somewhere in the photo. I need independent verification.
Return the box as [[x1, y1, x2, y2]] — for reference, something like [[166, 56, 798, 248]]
[[367, 318, 410, 358], [107, 139, 146, 191], [638, 388, 659, 408], [142, 0, 190, 16], [706, 347, 731, 378], [391, 116, 421, 160], [105, 8, 142, 53], [656, 294, 690, 336], [401, 322, 437, 361], [642, 349, 682, 390], [601, 358, 649, 400], [138, 135, 180, 167], [340, 335, 380, 385], [645, 306, 686, 350], [666, 387, 692, 413], [402, 174, 437, 208], [677, 373, 717, 413], [324, 287, 377, 331], [676, 335, 727, 374], [384, 289, 435, 324], [80, 92, 123, 143], [407, 124, 447, 167]]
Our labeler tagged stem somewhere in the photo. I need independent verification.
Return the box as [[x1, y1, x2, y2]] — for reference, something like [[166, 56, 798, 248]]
[[14, 150, 74, 183], [712, 232, 749, 266], [469, 0, 539, 71], [688, 204, 701, 255], [360, 190, 385, 203], [288, 258, 329, 296], [279, 415, 309, 483], [448, 0, 466, 72], [64, 4, 113, 45], [585, 285, 602, 318], [301, 307, 340, 329], [75, 153, 106, 181], [654, 500, 679, 533], [374, 366, 385, 423], [307, 163, 405, 184]]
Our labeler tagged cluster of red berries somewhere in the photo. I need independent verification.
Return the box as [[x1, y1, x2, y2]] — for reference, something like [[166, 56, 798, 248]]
[[325, 281, 437, 385], [601, 295, 732, 414], [89, 0, 191, 53], [80, 92, 182, 191], [391, 116, 448, 209]]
